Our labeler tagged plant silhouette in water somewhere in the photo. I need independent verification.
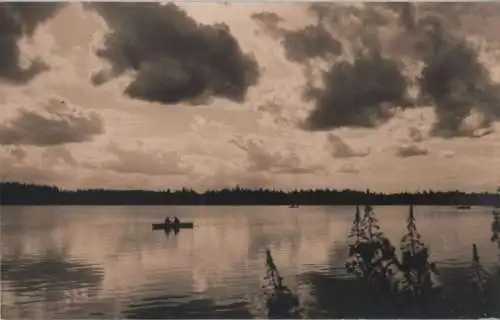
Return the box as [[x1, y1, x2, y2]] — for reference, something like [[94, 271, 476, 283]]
[[345, 205, 368, 277], [492, 206, 500, 276], [346, 205, 442, 299], [399, 205, 440, 296], [346, 205, 400, 291], [468, 244, 491, 299], [346, 205, 386, 273], [492, 207, 500, 248], [262, 249, 301, 319]]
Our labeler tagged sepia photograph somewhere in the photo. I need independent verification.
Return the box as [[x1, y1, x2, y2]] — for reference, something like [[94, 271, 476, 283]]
[[1, 1, 499, 318]]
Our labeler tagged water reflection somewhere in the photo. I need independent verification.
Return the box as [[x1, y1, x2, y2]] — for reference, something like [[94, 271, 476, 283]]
[[1, 205, 499, 318], [1, 249, 104, 318], [164, 228, 180, 237], [123, 295, 252, 319], [299, 206, 500, 319]]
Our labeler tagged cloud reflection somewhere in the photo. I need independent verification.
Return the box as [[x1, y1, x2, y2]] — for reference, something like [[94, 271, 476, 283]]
[[1, 205, 498, 318]]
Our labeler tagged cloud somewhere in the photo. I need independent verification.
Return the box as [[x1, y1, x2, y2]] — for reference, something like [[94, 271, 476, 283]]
[[389, 4, 500, 137], [325, 134, 370, 158], [395, 143, 429, 157], [408, 126, 423, 142], [306, 3, 403, 55], [281, 25, 342, 63], [88, 3, 260, 104], [386, 2, 416, 31], [304, 50, 410, 130], [301, 3, 500, 137], [0, 146, 67, 185], [8, 145, 27, 161], [0, 145, 79, 187], [0, 3, 64, 82], [252, 10, 341, 63], [251, 11, 283, 35], [0, 99, 104, 146], [42, 146, 78, 167], [100, 143, 190, 176], [229, 135, 322, 174], [337, 163, 360, 174], [417, 17, 500, 137], [441, 150, 455, 159]]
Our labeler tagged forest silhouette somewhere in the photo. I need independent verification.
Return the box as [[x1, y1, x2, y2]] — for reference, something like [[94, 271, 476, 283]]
[[1, 182, 499, 206]]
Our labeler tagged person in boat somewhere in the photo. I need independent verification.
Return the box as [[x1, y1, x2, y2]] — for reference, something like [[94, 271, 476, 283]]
[[173, 216, 180, 225], [165, 217, 171, 225]]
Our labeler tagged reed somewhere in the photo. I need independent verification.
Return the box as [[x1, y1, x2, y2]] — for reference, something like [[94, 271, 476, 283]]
[[345, 205, 368, 277], [346, 205, 442, 299], [492, 207, 500, 248], [399, 205, 441, 296], [468, 244, 491, 292], [261, 204, 498, 318], [263, 249, 301, 319]]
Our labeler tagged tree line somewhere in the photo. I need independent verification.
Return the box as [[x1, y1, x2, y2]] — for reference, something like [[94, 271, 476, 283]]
[[1, 182, 499, 206]]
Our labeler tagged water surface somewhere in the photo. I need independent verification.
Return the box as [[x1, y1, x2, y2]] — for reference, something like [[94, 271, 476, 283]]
[[1, 206, 499, 318]]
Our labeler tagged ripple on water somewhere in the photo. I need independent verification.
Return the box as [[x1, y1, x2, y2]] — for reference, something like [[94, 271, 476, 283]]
[[1, 206, 499, 318]]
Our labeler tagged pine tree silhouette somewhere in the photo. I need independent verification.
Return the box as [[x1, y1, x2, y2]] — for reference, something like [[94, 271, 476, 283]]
[[399, 205, 432, 296], [361, 205, 384, 243], [400, 205, 426, 257], [346, 205, 369, 276]]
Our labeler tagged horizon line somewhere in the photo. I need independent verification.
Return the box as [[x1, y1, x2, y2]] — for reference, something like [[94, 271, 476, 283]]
[[2, 181, 499, 195]]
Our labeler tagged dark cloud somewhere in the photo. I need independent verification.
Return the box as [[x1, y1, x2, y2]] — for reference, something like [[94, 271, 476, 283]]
[[251, 11, 283, 29], [383, 2, 417, 31], [388, 3, 500, 137], [281, 25, 342, 63], [395, 143, 429, 157], [88, 3, 259, 104], [252, 10, 342, 63], [0, 99, 104, 146], [417, 22, 500, 137], [326, 134, 369, 158], [251, 11, 284, 39], [302, 3, 500, 137], [0, 2, 64, 83], [307, 4, 396, 53], [304, 50, 410, 130]]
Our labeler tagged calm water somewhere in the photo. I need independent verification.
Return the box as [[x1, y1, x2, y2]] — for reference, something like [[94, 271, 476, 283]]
[[1, 206, 499, 319]]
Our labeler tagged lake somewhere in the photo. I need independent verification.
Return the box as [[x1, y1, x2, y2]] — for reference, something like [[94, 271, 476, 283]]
[[1, 206, 499, 319]]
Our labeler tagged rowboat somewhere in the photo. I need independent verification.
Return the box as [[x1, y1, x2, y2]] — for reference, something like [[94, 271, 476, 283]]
[[152, 222, 194, 230]]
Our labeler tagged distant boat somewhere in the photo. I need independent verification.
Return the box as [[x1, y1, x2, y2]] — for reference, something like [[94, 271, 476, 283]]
[[152, 222, 194, 230], [456, 205, 471, 210]]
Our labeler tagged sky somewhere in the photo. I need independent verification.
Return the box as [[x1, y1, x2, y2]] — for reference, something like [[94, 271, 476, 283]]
[[0, 1, 499, 192]]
